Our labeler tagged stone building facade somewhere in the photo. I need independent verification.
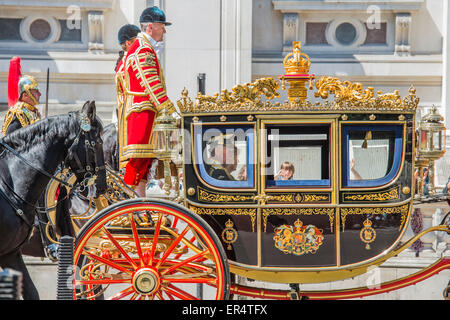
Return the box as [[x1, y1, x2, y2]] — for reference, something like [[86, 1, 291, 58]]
[[0, 0, 448, 299]]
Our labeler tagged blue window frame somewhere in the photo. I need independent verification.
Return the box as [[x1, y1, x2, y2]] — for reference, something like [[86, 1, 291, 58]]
[[341, 124, 403, 188], [193, 125, 255, 189], [265, 124, 331, 188]]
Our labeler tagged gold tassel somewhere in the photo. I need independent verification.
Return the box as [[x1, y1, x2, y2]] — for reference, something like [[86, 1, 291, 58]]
[[362, 131, 372, 149]]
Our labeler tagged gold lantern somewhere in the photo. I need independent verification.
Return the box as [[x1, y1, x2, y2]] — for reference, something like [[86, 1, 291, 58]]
[[149, 108, 181, 195], [280, 41, 315, 103], [415, 106, 446, 196]]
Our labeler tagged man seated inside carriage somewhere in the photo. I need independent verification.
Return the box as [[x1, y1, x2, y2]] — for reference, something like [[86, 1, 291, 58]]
[[2, 74, 41, 136], [205, 133, 239, 181]]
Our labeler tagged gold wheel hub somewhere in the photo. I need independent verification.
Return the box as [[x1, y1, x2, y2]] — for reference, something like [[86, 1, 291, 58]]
[[132, 268, 160, 295]]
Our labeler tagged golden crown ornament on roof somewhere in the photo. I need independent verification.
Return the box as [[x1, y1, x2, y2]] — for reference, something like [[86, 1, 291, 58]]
[[280, 41, 315, 103]]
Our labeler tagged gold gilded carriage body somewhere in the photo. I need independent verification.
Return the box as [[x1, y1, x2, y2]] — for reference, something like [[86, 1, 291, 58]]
[[42, 42, 448, 301], [176, 41, 447, 284]]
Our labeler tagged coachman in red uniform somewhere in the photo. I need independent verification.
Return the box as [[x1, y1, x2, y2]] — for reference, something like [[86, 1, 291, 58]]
[[119, 7, 176, 196], [114, 24, 140, 125]]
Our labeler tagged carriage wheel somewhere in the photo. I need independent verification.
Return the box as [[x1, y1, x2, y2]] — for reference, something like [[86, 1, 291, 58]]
[[73, 199, 230, 300]]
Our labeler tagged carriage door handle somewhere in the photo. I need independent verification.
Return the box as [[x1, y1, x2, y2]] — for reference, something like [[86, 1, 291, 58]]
[[252, 193, 274, 205]]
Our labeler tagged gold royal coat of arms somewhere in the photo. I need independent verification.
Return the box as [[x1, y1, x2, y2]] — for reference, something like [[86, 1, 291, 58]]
[[273, 219, 324, 256]]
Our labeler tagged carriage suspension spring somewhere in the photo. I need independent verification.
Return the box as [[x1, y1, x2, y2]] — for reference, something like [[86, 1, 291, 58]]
[[56, 236, 75, 300], [0, 269, 22, 300]]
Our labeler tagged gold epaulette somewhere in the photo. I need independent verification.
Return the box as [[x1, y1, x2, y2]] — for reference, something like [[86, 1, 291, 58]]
[[2, 102, 40, 135]]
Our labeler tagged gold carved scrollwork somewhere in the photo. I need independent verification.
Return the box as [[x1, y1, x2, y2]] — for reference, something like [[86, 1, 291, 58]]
[[262, 207, 335, 232], [197, 187, 255, 203], [267, 193, 330, 204], [177, 77, 418, 114], [314, 77, 375, 102], [314, 77, 418, 111], [177, 78, 280, 113], [189, 206, 257, 232], [340, 204, 410, 232], [342, 186, 400, 202]]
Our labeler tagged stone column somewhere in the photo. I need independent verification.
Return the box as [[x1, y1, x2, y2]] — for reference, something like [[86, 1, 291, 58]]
[[88, 11, 104, 53], [394, 13, 411, 56], [220, 0, 253, 91], [282, 12, 299, 53]]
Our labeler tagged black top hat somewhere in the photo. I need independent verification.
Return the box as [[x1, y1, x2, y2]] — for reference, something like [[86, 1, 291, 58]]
[[139, 6, 172, 26], [118, 24, 140, 44]]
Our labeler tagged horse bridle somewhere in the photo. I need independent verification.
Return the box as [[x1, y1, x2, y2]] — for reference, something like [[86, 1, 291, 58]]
[[64, 113, 106, 193], [0, 113, 105, 230]]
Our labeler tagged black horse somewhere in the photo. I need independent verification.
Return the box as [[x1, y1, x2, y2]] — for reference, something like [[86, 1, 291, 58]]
[[0, 101, 106, 300]]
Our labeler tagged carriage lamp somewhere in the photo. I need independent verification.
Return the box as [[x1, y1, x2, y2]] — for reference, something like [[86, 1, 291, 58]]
[[149, 108, 181, 196], [415, 106, 446, 196], [280, 41, 315, 103]]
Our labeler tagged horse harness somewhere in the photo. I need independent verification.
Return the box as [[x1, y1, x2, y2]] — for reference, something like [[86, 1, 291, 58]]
[[0, 113, 104, 253]]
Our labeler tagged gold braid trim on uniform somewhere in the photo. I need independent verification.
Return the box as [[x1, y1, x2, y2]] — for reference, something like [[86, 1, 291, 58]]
[[2, 101, 40, 135]]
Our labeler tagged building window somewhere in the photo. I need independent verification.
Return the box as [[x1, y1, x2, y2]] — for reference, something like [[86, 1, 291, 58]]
[[58, 19, 82, 42], [364, 22, 387, 45], [29, 19, 52, 42], [305, 22, 328, 45], [335, 22, 357, 45], [325, 19, 367, 49], [0, 18, 23, 41]]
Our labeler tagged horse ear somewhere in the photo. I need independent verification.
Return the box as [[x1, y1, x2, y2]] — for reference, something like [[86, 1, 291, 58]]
[[81, 100, 96, 121]]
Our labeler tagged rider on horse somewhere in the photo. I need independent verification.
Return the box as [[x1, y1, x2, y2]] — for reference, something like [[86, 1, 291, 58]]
[[2, 74, 42, 136], [3, 56, 41, 136]]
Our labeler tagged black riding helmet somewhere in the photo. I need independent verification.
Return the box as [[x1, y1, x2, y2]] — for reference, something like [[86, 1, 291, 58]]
[[117, 24, 141, 45], [139, 6, 172, 25]]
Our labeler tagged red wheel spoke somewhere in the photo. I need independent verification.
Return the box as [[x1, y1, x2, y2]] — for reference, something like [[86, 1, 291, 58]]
[[83, 251, 133, 275], [129, 213, 145, 266], [156, 291, 165, 300], [166, 292, 175, 300], [163, 284, 199, 300], [172, 217, 178, 228], [156, 226, 189, 269], [163, 278, 216, 284], [130, 293, 139, 300], [102, 227, 138, 270], [161, 249, 210, 276], [109, 286, 135, 300], [148, 213, 163, 266]]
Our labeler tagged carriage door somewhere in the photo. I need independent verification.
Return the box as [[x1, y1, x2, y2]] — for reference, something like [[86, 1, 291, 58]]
[[258, 117, 338, 268]]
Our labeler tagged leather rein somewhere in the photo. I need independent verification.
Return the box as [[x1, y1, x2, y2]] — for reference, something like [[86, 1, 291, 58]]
[[0, 114, 103, 232]]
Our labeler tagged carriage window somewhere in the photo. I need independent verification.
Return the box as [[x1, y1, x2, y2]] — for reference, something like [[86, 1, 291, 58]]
[[265, 124, 330, 187], [194, 125, 254, 189], [342, 125, 403, 187]]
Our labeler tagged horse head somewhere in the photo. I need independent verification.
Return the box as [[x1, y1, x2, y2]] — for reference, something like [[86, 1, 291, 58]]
[[65, 101, 107, 197]]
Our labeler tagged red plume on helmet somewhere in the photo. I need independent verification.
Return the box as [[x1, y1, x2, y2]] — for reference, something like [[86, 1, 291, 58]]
[[7, 56, 22, 107]]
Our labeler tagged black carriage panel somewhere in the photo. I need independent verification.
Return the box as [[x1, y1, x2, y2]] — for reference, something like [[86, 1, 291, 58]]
[[259, 118, 337, 268], [189, 205, 258, 266], [339, 203, 411, 266], [261, 207, 336, 267]]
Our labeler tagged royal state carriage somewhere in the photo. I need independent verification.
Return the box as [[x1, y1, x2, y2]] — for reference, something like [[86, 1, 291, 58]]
[[41, 42, 449, 300]]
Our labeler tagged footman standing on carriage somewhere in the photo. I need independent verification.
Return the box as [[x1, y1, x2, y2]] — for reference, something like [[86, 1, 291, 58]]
[[2, 57, 41, 136], [119, 6, 177, 197], [113, 24, 141, 125]]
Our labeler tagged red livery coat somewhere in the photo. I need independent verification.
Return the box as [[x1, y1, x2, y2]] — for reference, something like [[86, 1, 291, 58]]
[[118, 33, 175, 185]]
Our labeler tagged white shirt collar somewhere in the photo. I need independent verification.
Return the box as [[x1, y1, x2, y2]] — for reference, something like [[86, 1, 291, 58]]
[[142, 32, 163, 59]]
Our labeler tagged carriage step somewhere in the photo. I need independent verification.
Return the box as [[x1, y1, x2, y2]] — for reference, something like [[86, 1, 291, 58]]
[[56, 236, 75, 300], [0, 269, 22, 300]]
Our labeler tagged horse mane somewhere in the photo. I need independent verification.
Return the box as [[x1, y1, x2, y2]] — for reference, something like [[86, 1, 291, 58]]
[[0, 111, 81, 153]]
